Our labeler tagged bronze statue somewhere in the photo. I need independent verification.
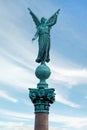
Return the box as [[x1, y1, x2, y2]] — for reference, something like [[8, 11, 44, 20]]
[[28, 8, 60, 64]]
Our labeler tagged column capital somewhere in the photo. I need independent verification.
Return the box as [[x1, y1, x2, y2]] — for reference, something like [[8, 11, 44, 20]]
[[29, 87, 55, 113]]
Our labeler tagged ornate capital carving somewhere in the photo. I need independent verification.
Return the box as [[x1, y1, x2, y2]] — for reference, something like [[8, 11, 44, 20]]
[[29, 88, 55, 113]]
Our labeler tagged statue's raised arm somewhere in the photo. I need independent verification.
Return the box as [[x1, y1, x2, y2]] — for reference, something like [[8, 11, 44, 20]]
[[28, 8, 40, 28], [46, 9, 60, 27]]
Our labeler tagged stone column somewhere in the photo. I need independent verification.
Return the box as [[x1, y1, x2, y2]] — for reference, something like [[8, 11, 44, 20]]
[[34, 113, 48, 130], [29, 63, 55, 130]]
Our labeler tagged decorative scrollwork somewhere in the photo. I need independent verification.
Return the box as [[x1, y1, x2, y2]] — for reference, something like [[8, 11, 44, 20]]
[[29, 88, 55, 113]]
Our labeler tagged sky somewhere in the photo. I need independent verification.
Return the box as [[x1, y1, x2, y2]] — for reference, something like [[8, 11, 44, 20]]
[[0, 0, 87, 130]]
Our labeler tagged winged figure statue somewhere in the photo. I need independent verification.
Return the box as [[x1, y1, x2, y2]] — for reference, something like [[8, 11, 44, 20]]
[[28, 8, 60, 64]]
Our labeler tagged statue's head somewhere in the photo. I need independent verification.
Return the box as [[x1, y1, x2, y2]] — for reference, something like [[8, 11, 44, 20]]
[[41, 17, 47, 24]]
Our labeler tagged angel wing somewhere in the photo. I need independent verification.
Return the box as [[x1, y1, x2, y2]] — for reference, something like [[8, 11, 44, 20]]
[[28, 8, 40, 28], [46, 9, 60, 26]]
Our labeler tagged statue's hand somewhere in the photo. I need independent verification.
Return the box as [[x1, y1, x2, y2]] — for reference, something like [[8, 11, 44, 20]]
[[56, 9, 60, 15], [32, 37, 35, 41], [58, 9, 60, 12]]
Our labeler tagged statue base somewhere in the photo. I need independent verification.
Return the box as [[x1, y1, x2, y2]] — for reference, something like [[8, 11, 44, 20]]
[[29, 87, 55, 113], [29, 63, 55, 130], [35, 63, 51, 88]]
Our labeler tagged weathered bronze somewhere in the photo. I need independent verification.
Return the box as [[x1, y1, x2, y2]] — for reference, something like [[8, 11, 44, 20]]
[[29, 88, 55, 113], [28, 8, 60, 64], [28, 8, 60, 130]]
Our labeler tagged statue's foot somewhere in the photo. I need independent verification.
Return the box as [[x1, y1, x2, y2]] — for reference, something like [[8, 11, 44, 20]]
[[35, 59, 41, 63], [46, 58, 50, 63]]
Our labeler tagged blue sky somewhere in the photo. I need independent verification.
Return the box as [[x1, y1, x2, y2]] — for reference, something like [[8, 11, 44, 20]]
[[0, 0, 87, 130]]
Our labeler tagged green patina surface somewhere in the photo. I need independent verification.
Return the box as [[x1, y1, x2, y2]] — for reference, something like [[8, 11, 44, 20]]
[[28, 8, 60, 113], [29, 87, 55, 113], [29, 63, 55, 113], [28, 8, 60, 64], [35, 63, 51, 88]]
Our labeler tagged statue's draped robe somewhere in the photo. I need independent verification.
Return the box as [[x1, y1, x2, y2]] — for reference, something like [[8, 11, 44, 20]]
[[36, 25, 50, 63]]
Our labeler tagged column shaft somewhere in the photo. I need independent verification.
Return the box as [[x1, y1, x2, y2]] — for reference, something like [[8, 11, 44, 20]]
[[34, 113, 48, 130]]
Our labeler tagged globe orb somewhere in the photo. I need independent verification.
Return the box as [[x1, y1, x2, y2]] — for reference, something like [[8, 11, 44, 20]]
[[35, 64, 51, 81]]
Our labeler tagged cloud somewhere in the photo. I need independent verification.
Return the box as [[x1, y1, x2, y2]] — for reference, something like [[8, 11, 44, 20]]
[[0, 109, 34, 121], [0, 122, 34, 130], [85, 96, 87, 99], [0, 55, 37, 90], [1, 109, 87, 130], [49, 62, 87, 108], [50, 113, 87, 129], [0, 90, 18, 103], [0, 4, 38, 90], [0, 121, 61, 130], [51, 64, 87, 87], [55, 90, 80, 108]]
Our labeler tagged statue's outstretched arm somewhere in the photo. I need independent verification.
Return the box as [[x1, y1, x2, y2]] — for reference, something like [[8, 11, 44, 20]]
[[46, 9, 60, 27]]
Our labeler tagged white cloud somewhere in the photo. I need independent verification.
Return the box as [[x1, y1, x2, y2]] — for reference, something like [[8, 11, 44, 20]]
[[0, 7, 38, 90], [85, 96, 87, 99], [51, 64, 87, 87], [49, 63, 87, 107], [0, 122, 61, 130], [50, 127, 67, 130], [50, 114, 87, 129], [0, 122, 34, 130], [0, 56, 37, 90], [0, 109, 34, 120], [55, 90, 80, 108], [1, 110, 87, 130], [0, 90, 18, 103]]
